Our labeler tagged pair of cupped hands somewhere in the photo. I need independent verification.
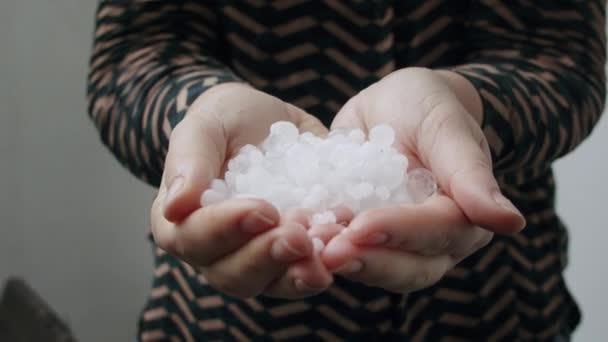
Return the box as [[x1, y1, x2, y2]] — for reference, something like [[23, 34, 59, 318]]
[[151, 68, 526, 299]]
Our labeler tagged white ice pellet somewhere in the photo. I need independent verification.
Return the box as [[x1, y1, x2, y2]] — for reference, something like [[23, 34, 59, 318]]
[[348, 129, 366, 144], [210, 179, 229, 195], [200, 121, 437, 220], [239, 144, 258, 155], [375, 186, 390, 200], [270, 121, 299, 140], [311, 211, 337, 225], [368, 124, 395, 147], [328, 128, 348, 139], [224, 171, 236, 187], [349, 182, 374, 200], [201, 190, 226, 207]]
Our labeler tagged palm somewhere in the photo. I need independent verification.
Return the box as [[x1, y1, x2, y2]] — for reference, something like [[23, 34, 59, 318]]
[[332, 68, 487, 185], [318, 69, 523, 293], [193, 87, 328, 176], [156, 84, 338, 299]]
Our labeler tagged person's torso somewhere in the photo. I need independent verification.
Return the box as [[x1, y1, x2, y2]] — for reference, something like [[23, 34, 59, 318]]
[[141, 2, 580, 340], [215, 1, 469, 125]]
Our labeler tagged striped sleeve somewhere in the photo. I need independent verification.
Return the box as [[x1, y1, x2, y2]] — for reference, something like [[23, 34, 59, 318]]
[[87, 1, 242, 186], [450, 1, 605, 174]]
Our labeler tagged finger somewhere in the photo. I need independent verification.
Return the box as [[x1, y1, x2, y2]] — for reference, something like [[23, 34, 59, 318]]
[[452, 230, 493, 264], [416, 102, 525, 234], [330, 243, 452, 294], [285, 103, 329, 137], [162, 111, 227, 223], [203, 223, 313, 299], [305, 207, 354, 244], [263, 255, 333, 299], [307, 224, 345, 245], [281, 207, 353, 231], [151, 197, 279, 266], [282, 208, 314, 228], [330, 97, 367, 134], [319, 234, 359, 271], [344, 195, 493, 258]]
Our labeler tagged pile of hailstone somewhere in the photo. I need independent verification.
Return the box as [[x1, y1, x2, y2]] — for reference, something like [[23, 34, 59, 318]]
[[201, 121, 437, 226]]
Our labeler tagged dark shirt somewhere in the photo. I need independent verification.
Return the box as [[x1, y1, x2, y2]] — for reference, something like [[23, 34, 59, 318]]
[[88, 1, 605, 340]]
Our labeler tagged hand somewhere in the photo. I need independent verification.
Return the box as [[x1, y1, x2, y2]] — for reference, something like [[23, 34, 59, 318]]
[[151, 83, 336, 299], [322, 67, 526, 293]]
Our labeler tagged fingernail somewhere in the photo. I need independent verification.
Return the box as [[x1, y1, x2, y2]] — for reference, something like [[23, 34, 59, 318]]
[[294, 278, 326, 293], [493, 191, 523, 217], [240, 210, 277, 234], [164, 176, 184, 208], [334, 260, 363, 274], [364, 233, 389, 245], [271, 238, 308, 262]]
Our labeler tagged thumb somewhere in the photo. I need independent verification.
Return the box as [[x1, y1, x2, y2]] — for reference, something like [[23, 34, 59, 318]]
[[417, 106, 526, 234], [161, 113, 226, 223]]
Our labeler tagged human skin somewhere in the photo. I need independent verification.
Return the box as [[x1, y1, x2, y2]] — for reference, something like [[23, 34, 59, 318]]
[[151, 83, 341, 299], [321, 68, 525, 292], [151, 68, 525, 298]]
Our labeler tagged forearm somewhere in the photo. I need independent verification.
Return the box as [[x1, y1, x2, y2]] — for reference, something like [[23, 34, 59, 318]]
[[438, 1, 605, 174], [87, 1, 243, 186]]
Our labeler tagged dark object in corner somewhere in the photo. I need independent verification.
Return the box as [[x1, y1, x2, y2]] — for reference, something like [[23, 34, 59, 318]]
[[0, 278, 77, 342]]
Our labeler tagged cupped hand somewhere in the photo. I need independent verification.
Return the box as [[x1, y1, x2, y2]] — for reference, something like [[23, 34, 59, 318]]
[[322, 195, 492, 293], [151, 83, 336, 299], [322, 67, 526, 293]]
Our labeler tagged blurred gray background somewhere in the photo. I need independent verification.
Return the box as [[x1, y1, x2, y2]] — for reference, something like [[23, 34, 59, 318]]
[[0, 1, 606, 341]]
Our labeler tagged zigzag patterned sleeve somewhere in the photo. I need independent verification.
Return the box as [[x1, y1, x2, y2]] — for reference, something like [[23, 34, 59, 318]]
[[87, 1, 242, 186], [450, 1, 606, 174]]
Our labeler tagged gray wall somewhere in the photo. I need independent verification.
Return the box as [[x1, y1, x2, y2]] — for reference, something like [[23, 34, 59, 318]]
[[555, 114, 608, 341], [0, 1, 606, 341], [1, 1, 156, 341], [1, 0, 20, 289]]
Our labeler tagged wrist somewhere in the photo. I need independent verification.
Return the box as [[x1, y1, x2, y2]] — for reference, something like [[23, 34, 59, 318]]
[[187, 82, 251, 118], [434, 70, 483, 126], [196, 81, 251, 102]]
